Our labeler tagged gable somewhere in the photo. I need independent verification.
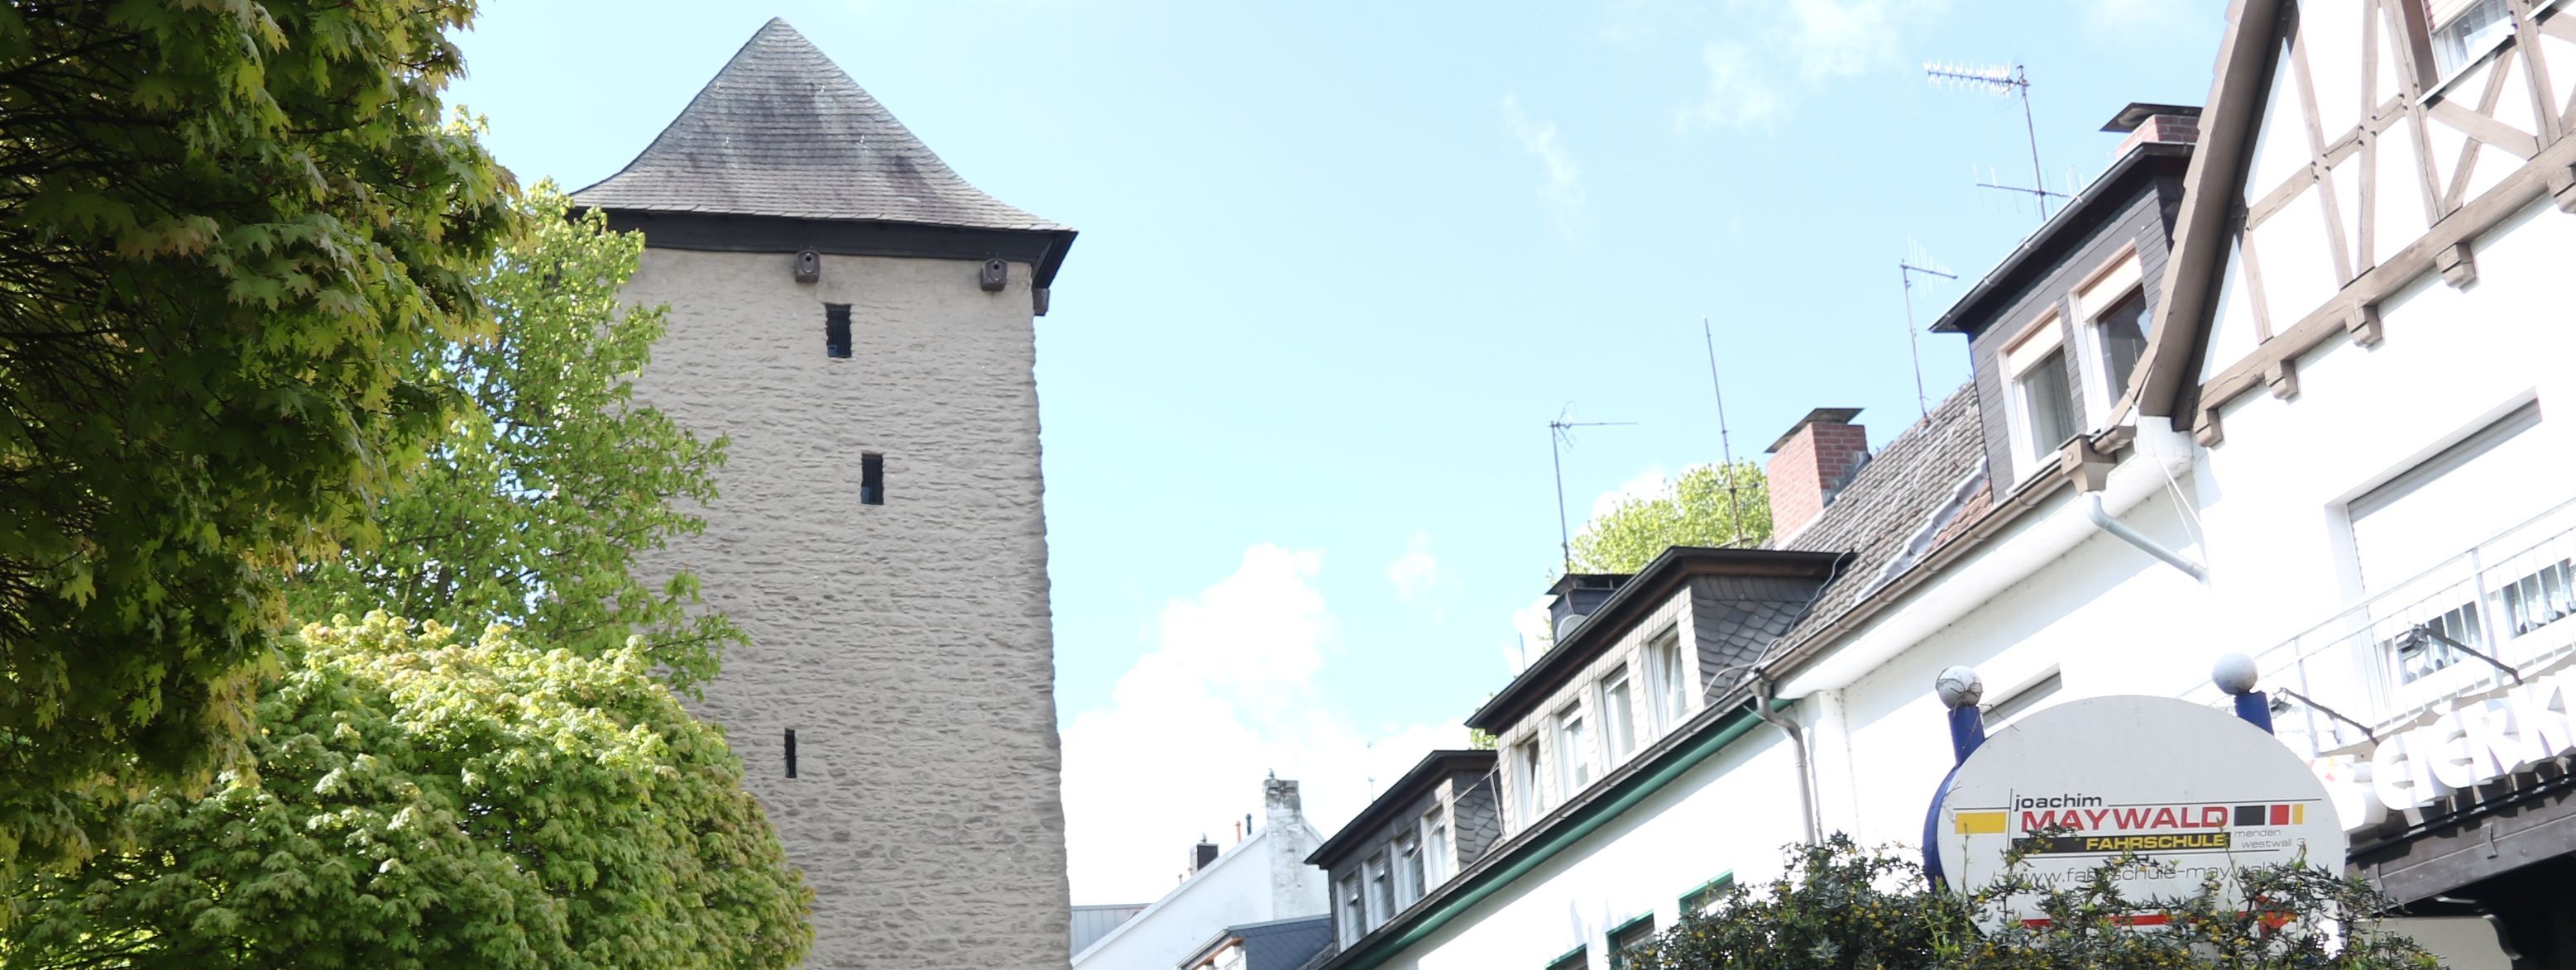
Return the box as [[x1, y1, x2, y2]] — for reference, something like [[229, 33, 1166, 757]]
[[2139, 0, 2576, 441]]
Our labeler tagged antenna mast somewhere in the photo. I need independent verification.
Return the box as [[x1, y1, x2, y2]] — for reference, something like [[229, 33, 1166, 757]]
[[1925, 61, 2066, 222], [1898, 254, 1958, 421], [1699, 319, 1746, 547], [1549, 412, 1635, 571]]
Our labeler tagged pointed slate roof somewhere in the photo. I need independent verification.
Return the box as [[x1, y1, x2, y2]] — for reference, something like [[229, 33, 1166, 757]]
[[573, 18, 1062, 233]]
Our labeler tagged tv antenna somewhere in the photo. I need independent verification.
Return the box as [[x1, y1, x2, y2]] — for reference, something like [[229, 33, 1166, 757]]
[[1699, 319, 1747, 547], [1898, 247, 1957, 421], [1925, 61, 2065, 222], [1549, 410, 1635, 571]]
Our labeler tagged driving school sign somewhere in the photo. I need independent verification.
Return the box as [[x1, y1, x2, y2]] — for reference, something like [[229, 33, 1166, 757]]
[[1933, 695, 2345, 920]]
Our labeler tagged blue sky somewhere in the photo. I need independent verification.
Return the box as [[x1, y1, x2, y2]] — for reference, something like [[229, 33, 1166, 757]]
[[447, 0, 2225, 903]]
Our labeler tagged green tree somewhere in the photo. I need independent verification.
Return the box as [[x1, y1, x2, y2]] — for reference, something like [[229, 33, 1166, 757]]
[[0, 1, 514, 867], [1, 613, 813, 968], [1629, 837, 2436, 969], [285, 187, 740, 689], [1569, 463, 1771, 573]]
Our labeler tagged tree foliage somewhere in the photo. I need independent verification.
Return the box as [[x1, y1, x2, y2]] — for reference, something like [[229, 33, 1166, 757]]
[[285, 187, 739, 689], [1629, 837, 2436, 969], [1570, 463, 1771, 573], [1, 614, 812, 968], [0, 0, 513, 866]]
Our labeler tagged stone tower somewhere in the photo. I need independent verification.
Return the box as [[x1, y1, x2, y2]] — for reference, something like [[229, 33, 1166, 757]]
[[572, 19, 1075, 968]]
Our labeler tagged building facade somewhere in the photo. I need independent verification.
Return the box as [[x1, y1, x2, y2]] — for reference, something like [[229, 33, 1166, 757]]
[[571, 20, 1077, 968], [1073, 779, 1331, 970], [1311, 0, 2576, 967]]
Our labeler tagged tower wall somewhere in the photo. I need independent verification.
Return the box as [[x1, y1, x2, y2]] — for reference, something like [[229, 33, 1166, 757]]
[[620, 247, 1069, 967]]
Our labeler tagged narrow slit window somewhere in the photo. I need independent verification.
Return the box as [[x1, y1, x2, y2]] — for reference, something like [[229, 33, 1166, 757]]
[[860, 452, 884, 505], [825, 303, 852, 359], [783, 729, 799, 778]]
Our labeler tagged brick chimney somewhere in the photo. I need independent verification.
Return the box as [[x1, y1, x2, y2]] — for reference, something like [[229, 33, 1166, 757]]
[[1765, 408, 1870, 544], [2103, 102, 2200, 159]]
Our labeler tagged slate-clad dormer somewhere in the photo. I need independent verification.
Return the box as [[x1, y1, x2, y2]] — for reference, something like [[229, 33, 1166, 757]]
[[1928, 105, 2197, 490]]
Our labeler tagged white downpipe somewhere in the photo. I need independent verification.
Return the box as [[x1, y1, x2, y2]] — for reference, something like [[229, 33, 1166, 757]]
[[1776, 417, 2202, 699], [1749, 676, 1819, 844], [2084, 490, 2209, 582]]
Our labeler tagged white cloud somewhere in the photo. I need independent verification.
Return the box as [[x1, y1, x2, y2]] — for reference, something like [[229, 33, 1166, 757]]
[[1501, 95, 1592, 241], [1589, 464, 1673, 521], [1506, 596, 1556, 675], [1386, 531, 1442, 603], [1060, 545, 1463, 904], [1674, 0, 1946, 131]]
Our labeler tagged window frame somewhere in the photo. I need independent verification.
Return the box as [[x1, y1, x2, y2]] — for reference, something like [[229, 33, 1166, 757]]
[[1545, 944, 1589, 970], [1554, 700, 1597, 796], [1362, 852, 1393, 929], [2071, 247, 2148, 425], [1393, 832, 1424, 908], [1641, 628, 1690, 736], [1337, 873, 1365, 946], [1421, 804, 1452, 886], [1509, 738, 1544, 828], [1679, 872, 1736, 916], [2001, 308, 2078, 476], [2426, 0, 2516, 82], [1606, 914, 1657, 970], [1599, 664, 1638, 763]]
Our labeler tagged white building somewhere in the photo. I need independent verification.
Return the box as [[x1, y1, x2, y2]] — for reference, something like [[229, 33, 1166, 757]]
[[1313, 0, 2576, 967], [1074, 779, 1332, 970], [572, 20, 1079, 968]]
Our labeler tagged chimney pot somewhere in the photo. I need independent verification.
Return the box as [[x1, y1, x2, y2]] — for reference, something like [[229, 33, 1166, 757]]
[[2101, 102, 2201, 160], [1765, 408, 1870, 544]]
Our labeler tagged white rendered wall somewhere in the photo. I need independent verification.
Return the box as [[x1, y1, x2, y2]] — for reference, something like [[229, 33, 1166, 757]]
[[1386, 730, 1806, 970], [620, 249, 1070, 968], [1071, 826, 1329, 970]]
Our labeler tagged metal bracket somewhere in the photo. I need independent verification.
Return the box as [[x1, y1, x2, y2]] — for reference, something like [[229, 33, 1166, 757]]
[[2406, 624, 2521, 684], [2271, 686, 2378, 744]]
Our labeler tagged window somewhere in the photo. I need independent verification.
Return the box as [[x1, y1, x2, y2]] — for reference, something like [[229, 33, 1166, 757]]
[[1680, 873, 1736, 916], [1338, 874, 1365, 946], [824, 303, 852, 358], [2074, 252, 2148, 421], [2346, 402, 2555, 683], [1982, 670, 2062, 729], [860, 452, 884, 505], [1607, 915, 1656, 969], [1546, 945, 1589, 970], [1600, 667, 1637, 762], [2430, 0, 2514, 78], [1212, 943, 1247, 970], [1510, 739, 1543, 826], [1422, 805, 1452, 886], [2004, 313, 2078, 471], [1554, 703, 1596, 795], [1363, 853, 1393, 929], [1642, 631, 1689, 735], [1394, 834, 1424, 907], [783, 728, 798, 778]]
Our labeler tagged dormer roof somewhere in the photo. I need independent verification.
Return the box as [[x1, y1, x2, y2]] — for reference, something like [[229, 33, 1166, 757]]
[[574, 18, 1060, 232]]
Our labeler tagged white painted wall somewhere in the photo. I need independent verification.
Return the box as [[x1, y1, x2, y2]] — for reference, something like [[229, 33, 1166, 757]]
[[620, 249, 1070, 968], [1074, 824, 1331, 970], [1379, 731, 1803, 970]]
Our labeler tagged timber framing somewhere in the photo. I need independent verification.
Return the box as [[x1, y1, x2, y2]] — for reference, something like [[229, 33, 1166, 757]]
[[2142, 0, 2576, 443]]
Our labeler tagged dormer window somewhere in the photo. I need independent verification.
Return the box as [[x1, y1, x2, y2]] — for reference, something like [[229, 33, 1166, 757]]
[[1554, 702, 1596, 795], [2430, 0, 2514, 78], [2074, 250, 2150, 423], [1509, 739, 1543, 826], [1422, 805, 1451, 885], [2003, 312, 2079, 475], [1642, 631, 1688, 735], [1600, 667, 1637, 762]]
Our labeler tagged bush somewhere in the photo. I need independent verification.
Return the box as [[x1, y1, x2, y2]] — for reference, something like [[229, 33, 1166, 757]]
[[2, 614, 811, 968], [1629, 835, 2437, 969]]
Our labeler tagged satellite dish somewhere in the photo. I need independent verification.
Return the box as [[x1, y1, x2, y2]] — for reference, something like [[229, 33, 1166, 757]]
[[1554, 614, 1588, 638]]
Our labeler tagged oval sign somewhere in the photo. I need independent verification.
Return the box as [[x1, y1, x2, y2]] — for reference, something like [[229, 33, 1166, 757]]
[[1934, 695, 2346, 922]]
